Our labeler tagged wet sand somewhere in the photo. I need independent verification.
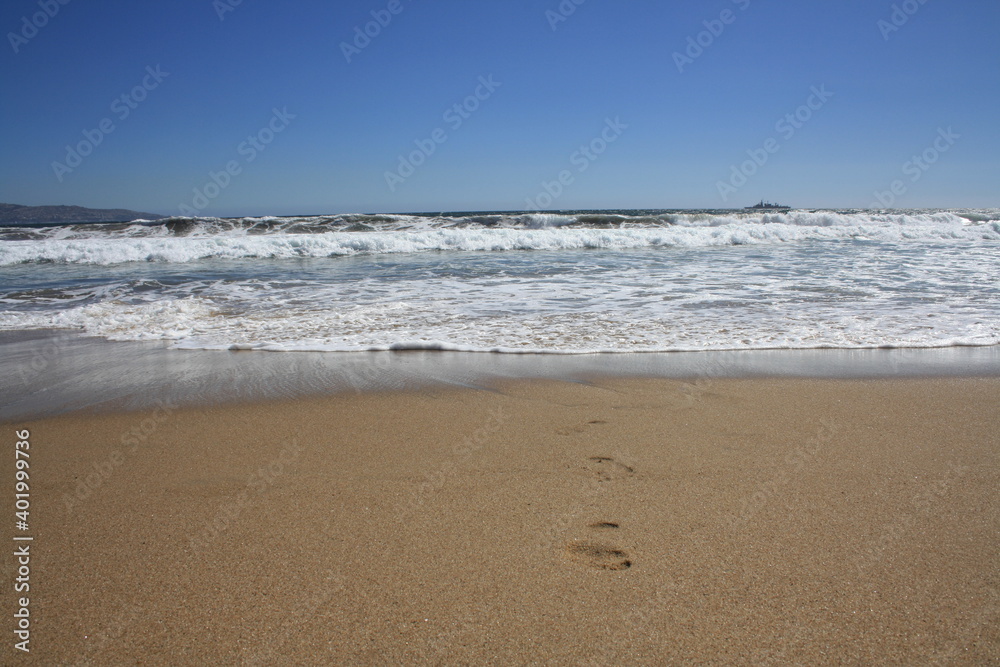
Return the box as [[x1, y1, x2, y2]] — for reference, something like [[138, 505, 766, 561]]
[[4, 376, 999, 664], [4, 329, 1000, 421]]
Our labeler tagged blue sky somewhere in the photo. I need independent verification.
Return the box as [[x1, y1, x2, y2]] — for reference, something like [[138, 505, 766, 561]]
[[1, 0, 997, 216]]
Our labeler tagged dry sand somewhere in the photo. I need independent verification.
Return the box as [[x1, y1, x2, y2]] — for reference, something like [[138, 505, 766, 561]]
[[4, 377, 998, 664]]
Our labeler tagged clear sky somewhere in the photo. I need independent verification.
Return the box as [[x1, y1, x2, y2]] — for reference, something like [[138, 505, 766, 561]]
[[1, 0, 997, 216]]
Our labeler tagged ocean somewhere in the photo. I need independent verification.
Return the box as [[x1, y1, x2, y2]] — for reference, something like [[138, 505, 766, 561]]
[[1, 208, 998, 354]]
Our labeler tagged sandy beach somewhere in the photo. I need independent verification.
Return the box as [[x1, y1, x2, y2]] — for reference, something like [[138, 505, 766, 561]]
[[5, 0, 998, 663], [2, 374, 997, 664]]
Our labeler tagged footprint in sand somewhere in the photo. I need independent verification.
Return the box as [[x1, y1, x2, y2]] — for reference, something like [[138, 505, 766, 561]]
[[556, 420, 608, 436], [586, 456, 635, 482], [588, 521, 620, 529], [559, 455, 635, 570], [565, 541, 632, 570]]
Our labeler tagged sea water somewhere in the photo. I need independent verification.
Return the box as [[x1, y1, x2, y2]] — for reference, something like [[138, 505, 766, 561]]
[[1, 209, 998, 354]]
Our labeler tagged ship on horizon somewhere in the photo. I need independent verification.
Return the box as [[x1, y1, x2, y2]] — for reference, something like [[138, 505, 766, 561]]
[[745, 200, 791, 210]]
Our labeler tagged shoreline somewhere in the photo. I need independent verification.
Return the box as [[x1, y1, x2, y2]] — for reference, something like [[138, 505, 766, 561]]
[[7, 375, 998, 663], [2, 329, 1000, 420]]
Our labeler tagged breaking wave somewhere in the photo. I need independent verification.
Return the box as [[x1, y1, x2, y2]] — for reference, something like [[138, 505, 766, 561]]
[[1, 209, 997, 266]]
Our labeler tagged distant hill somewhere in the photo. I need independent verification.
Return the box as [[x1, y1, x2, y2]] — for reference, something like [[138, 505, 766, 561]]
[[0, 203, 165, 224]]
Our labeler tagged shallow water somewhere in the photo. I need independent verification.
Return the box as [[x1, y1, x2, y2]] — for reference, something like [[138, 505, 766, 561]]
[[2, 330, 998, 420]]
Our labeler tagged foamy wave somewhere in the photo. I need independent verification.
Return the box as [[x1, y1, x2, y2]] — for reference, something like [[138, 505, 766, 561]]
[[2, 215, 997, 266], [3, 294, 997, 354]]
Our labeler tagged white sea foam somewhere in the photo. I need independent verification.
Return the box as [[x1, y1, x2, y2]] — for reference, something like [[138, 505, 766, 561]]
[[3, 292, 996, 354], [2, 209, 998, 354], [1, 212, 997, 266]]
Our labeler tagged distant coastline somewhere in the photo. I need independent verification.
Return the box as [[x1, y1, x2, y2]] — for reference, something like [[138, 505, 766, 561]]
[[0, 203, 164, 225]]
